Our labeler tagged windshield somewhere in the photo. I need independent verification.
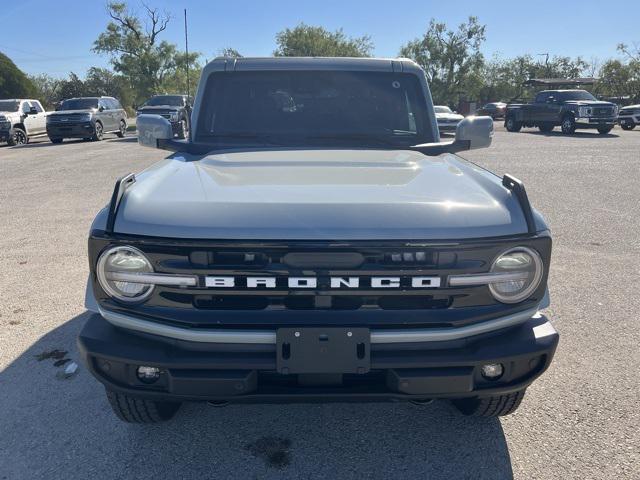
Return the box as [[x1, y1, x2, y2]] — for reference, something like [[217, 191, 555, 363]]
[[59, 98, 98, 110], [144, 95, 184, 107], [196, 71, 434, 147], [0, 100, 19, 112], [434, 106, 452, 114], [558, 90, 597, 102]]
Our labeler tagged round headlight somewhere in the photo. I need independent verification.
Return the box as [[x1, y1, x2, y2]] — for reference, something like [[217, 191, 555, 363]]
[[488, 247, 543, 304], [97, 246, 154, 302]]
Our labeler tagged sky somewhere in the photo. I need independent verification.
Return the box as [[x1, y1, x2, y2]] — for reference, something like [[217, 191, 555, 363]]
[[1, 0, 638, 78]]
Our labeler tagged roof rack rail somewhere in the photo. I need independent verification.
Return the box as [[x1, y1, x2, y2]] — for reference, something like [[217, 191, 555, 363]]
[[105, 173, 136, 234], [502, 174, 536, 234]]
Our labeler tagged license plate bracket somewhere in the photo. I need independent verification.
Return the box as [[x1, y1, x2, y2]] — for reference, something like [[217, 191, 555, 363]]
[[276, 327, 370, 374]]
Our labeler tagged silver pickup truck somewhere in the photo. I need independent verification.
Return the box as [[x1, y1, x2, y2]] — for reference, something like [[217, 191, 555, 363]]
[[79, 57, 558, 423]]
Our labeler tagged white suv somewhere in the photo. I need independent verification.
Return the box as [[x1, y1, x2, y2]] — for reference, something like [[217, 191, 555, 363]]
[[0, 99, 49, 145]]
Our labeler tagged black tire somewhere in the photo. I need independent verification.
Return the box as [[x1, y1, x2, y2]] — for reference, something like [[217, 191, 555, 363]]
[[560, 115, 576, 134], [452, 390, 526, 417], [176, 119, 188, 139], [7, 127, 28, 146], [597, 126, 613, 135], [116, 119, 127, 138], [538, 123, 554, 133], [91, 122, 104, 141], [50, 138, 63, 144], [106, 390, 181, 423], [505, 116, 521, 132], [620, 122, 636, 131]]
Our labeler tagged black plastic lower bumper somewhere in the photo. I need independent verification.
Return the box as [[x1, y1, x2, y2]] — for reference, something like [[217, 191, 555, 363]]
[[47, 123, 94, 138], [78, 313, 558, 403]]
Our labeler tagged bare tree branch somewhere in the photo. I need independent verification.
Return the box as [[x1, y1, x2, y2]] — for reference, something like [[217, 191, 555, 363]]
[[107, 5, 141, 41]]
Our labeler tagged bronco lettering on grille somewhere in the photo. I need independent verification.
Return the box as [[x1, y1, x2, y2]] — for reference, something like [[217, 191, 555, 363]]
[[204, 276, 441, 289]]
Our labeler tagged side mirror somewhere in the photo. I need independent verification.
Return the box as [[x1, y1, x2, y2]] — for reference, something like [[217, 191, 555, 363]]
[[412, 116, 493, 156], [99, 105, 105, 112], [29, 107, 38, 115], [137, 114, 174, 149], [454, 116, 493, 150]]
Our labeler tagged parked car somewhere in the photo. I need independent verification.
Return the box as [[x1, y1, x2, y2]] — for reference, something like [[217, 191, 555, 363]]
[[476, 102, 507, 119], [617, 104, 639, 130], [0, 99, 49, 145], [505, 90, 617, 134], [136, 94, 192, 139], [434, 105, 464, 132], [79, 57, 557, 423], [46, 96, 127, 143]]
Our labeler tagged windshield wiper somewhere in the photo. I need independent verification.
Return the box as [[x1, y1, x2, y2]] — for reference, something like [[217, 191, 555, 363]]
[[305, 133, 403, 147], [205, 133, 287, 146]]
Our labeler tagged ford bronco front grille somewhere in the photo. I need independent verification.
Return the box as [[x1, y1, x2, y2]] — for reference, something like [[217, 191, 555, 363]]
[[90, 235, 552, 329]]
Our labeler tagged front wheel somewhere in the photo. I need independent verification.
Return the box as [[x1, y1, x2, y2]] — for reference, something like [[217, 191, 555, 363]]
[[106, 390, 181, 423], [560, 115, 576, 134], [452, 390, 526, 417], [597, 126, 613, 135], [505, 116, 522, 132], [116, 119, 127, 138], [91, 122, 104, 141], [8, 127, 28, 146], [620, 122, 636, 131]]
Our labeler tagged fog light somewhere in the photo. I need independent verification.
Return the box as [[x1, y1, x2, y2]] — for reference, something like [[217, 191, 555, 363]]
[[481, 363, 504, 380], [136, 366, 161, 384]]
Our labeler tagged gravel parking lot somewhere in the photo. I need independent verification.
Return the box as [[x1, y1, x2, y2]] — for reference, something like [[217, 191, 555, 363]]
[[0, 126, 638, 479]]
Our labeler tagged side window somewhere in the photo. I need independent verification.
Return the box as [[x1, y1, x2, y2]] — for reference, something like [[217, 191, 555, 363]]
[[534, 93, 548, 103], [99, 99, 109, 110], [21, 101, 32, 114], [32, 101, 44, 113]]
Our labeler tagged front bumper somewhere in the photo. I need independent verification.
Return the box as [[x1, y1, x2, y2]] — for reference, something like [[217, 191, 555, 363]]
[[574, 117, 617, 128], [0, 129, 10, 142], [78, 312, 558, 403], [618, 115, 638, 125], [437, 123, 458, 132], [47, 122, 94, 138]]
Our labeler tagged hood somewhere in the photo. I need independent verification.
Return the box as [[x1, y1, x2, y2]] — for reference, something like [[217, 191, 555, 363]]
[[137, 105, 179, 113], [563, 100, 615, 107], [436, 113, 464, 121], [620, 104, 640, 110], [112, 149, 530, 240], [0, 110, 19, 118], [49, 109, 95, 115]]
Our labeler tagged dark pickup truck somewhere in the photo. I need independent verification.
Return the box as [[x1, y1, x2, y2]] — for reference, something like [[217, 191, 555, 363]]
[[136, 94, 192, 139], [505, 90, 618, 135]]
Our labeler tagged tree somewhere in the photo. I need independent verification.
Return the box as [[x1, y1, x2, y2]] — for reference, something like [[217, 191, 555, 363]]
[[93, 2, 198, 103], [219, 47, 243, 58], [399, 17, 486, 106], [594, 60, 634, 98], [274, 23, 373, 57], [159, 52, 201, 98], [28, 74, 62, 109], [0, 52, 37, 98], [616, 42, 640, 101]]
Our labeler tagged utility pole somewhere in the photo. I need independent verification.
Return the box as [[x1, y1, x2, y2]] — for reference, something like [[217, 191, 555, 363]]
[[184, 9, 190, 98], [537, 53, 550, 76]]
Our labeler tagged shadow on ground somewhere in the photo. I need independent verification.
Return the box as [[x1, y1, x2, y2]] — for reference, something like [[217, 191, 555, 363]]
[[523, 130, 619, 138], [0, 313, 513, 480]]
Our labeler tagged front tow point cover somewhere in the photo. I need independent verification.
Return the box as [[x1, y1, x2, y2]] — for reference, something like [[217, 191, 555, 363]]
[[387, 368, 474, 395]]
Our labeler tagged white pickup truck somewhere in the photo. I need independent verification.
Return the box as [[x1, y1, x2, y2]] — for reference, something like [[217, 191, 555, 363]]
[[0, 99, 49, 145]]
